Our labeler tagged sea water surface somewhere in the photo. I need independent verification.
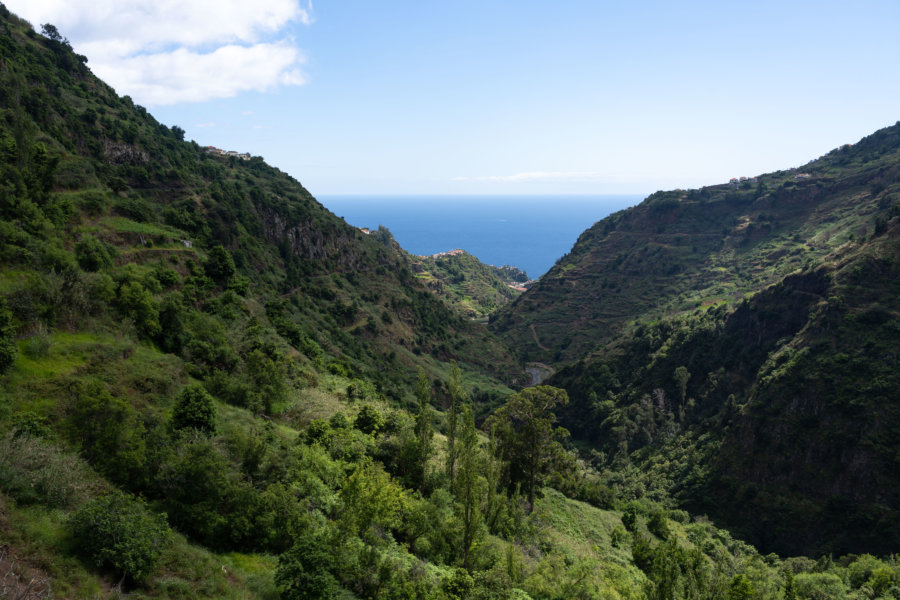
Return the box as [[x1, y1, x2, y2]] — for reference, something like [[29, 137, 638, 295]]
[[319, 195, 643, 279]]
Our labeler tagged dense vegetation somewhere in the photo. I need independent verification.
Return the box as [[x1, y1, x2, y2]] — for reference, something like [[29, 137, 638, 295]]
[[2, 5, 900, 599], [496, 124, 900, 554]]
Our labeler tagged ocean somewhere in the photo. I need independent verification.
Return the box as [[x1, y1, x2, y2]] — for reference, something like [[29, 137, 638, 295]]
[[319, 195, 643, 279]]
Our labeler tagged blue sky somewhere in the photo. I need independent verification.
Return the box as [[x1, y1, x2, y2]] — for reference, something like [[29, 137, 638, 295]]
[[8, 0, 900, 196]]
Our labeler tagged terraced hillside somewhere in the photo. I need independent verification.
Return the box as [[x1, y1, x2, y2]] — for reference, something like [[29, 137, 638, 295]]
[[492, 124, 900, 366]]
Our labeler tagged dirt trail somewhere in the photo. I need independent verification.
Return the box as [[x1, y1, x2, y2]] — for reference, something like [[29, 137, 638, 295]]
[[529, 324, 550, 351]]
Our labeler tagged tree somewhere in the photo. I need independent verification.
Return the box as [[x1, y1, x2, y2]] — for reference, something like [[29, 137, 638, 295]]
[[204, 245, 235, 284], [647, 508, 670, 540], [338, 460, 406, 542], [75, 235, 112, 272], [446, 360, 465, 487], [40, 23, 63, 42], [65, 382, 147, 488], [454, 403, 484, 570], [728, 574, 754, 600], [354, 404, 384, 435], [68, 492, 170, 589], [0, 298, 16, 374], [487, 385, 569, 508], [783, 570, 797, 600], [414, 367, 433, 491], [275, 531, 338, 600], [674, 366, 691, 404], [117, 281, 160, 337], [171, 125, 185, 141], [172, 384, 217, 435]]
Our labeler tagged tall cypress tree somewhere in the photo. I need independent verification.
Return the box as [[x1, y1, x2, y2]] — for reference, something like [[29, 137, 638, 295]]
[[454, 403, 484, 570], [446, 360, 464, 487], [414, 367, 433, 492]]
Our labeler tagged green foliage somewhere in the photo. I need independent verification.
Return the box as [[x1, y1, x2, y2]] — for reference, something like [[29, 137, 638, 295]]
[[454, 402, 486, 569], [621, 505, 639, 532], [727, 574, 753, 600], [610, 525, 629, 548], [3, 10, 900, 600], [487, 385, 570, 507], [157, 435, 230, 546], [793, 572, 847, 600], [171, 384, 217, 435], [275, 531, 338, 600], [338, 459, 406, 541], [414, 366, 433, 491], [408, 250, 526, 319], [783, 570, 797, 600], [204, 245, 235, 284], [75, 235, 112, 271], [117, 280, 161, 337], [68, 492, 171, 584], [443, 568, 475, 600], [353, 404, 384, 435], [65, 381, 148, 488], [0, 431, 99, 508], [647, 508, 670, 540], [447, 359, 464, 487], [0, 297, 16, 373]]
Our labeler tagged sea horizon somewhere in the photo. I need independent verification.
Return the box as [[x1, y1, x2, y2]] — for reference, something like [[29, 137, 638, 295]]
[[319, 194, 644, 278]]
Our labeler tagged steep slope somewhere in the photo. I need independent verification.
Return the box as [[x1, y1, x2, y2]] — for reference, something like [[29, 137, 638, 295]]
[[539, 127, 900, 554], [0, 9, 523, 396], [492, 124, 900, 366]]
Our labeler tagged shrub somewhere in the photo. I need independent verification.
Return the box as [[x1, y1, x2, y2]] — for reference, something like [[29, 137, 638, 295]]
[[76, 190, 109, 215], [204, 245, 235, 284], [647, 508, 670, 540], [75, 235, 111, 271], [354, 404, 384, 435], [275, 531, 338, 600], [610, 525, 629, 549], [793, 573, 847, 600], [68, 492, 170, 586], [172, 384, 217, 435], [117, 280, 160, 337], [65, 382, 148, 487], [0, 298, 18, 374], [0, 432, 99, 508], [304, 419, 331, 444], [621, 506, 639, 533]]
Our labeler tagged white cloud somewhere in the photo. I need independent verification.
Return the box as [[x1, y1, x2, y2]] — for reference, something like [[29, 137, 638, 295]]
[[5, 0, 313, 105], [96, 43, 307, 105]]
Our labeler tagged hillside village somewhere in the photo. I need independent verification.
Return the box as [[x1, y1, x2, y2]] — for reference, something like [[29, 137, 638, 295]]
[[203, 146, 252, 160]]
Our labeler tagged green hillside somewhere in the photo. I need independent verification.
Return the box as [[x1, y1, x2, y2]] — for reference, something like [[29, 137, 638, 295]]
[[505, 126, 900, 554], [408, 249, 528, 319], [492, 126, 900, 366], [0, 8, 523, 396]]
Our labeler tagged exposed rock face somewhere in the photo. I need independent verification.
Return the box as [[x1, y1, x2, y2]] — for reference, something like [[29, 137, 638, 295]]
[[256, 204, 366, 271], [103, 140, 148, 165]]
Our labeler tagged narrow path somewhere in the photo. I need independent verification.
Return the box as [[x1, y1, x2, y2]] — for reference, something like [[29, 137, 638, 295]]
[[529, 323, 550, 351]]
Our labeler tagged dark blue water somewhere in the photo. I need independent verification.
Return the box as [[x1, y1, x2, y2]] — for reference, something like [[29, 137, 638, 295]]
[[319, 195, 643, 278]]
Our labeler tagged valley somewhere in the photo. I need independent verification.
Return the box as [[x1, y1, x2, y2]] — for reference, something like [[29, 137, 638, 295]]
[[0, 7, 899, 599]]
